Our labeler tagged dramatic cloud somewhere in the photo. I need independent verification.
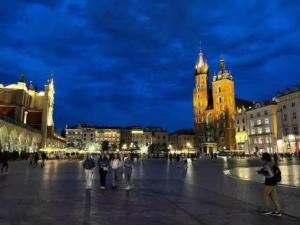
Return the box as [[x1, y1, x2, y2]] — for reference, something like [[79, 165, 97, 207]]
[[0, 0, 299, 131]]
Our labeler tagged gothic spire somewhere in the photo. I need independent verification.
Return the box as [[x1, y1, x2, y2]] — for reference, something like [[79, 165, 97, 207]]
[[219, 57, 226, 72], [19, 73, 26, 83], [28, 81, 35, 90], [195, 50, 209, 74]]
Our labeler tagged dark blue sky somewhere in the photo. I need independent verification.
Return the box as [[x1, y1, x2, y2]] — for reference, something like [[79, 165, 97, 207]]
[[0, 0, 300, 131]]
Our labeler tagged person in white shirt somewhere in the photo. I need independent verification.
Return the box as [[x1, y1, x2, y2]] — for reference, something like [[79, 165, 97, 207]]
[[83, 154, 96, 190], [110, 153, 121, 189]]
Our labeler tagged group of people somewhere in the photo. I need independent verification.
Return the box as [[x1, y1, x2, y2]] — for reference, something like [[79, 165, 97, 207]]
[[0, 150, 9, 173], [83, 153, 134, 191], [28, 152, 47, 168]]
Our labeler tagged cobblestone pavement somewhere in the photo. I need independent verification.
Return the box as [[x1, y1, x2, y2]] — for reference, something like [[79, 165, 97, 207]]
[[0, 159, 299, 225]]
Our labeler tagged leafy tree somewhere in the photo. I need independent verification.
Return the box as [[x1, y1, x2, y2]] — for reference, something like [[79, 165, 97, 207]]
[[101, 140, 110, 152], [111, 144, 117, 152]]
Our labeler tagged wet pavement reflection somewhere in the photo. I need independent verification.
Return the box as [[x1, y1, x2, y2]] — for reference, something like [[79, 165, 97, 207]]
[[0, 159, 300, 225], [229, 165, 300, 187]]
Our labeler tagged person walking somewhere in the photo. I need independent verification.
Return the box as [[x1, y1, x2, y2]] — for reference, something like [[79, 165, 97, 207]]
[[41, 152, 47, 168], [97, 153, 109, 189], [83, 154, 96, 190], [28, 153, 33, 167], [110, 153, 121, 189], [123, 154, 133, 190], [1, 151, 9, 173], [33, 152, 39, 168], [257, 152, 282, 216], [0, 150, 3, 168]]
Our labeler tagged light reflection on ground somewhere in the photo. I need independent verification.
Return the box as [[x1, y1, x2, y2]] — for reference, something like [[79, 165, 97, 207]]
[[226, 165, 300, 188]]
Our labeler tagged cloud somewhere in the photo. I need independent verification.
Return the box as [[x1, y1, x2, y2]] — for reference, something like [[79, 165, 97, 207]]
[[0, 0, 300, 131]]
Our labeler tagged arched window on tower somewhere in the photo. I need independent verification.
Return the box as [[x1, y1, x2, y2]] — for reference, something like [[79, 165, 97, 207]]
[[218, 86, 221, 93], [219, 97, 222, 103]]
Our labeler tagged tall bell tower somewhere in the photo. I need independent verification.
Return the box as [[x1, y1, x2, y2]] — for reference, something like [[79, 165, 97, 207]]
[[193, 50, 209, 123], [193, 50, 209, 150], [212, 58, 236, 150], [41, 77, 55, 147]]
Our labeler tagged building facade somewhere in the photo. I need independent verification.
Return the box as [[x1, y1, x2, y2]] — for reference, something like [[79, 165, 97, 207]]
[[95, 127, 121, 151], [169, 129, 195, 153], [276, 87, 300, 153], [235, 108, 249, 152], [246, 102, 278, 154], [193, 50, 236, 153], [65, 125, 83, 148], [0, 75, 65, 151]]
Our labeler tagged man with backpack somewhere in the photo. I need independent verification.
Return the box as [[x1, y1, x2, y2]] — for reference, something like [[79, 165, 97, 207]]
[[257, 152, 282, 216]]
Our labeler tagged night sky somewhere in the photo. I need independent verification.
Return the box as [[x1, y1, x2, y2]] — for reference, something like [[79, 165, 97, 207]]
[[0, 0, 300, 132]]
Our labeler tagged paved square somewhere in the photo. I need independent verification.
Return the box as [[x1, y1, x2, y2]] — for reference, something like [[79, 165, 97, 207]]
[[0, 159, 299, 225]]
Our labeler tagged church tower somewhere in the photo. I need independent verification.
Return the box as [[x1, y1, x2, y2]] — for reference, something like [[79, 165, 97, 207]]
[[193, 50, 209, 150], [212, 58, 236, 150], [193, 50, 209, 124], [41, 77, 55, 147]]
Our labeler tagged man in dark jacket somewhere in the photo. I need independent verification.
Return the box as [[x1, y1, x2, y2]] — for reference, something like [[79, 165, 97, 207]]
[[33, 152, 39, 168], [83, 154, 95, 190], [97, 153, 109, 189], [257, 152, 281, 216], [0, 150, 3, 167], [1, 151, 9, 173], [41, 152, 47, 168]]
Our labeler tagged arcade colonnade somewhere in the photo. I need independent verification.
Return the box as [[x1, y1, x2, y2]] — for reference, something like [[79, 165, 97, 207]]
[[0, 120, 41, 152]]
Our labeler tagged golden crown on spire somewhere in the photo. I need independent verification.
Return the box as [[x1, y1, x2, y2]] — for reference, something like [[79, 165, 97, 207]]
[[195, 51, 209, 74]]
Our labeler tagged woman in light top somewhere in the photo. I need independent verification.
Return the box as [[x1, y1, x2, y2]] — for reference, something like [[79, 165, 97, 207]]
[[110, 153, 121, 189]]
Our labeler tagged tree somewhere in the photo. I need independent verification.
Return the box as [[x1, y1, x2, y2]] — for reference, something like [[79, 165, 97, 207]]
[[111, 144, 117, 152], [101, 141, 110, 152]]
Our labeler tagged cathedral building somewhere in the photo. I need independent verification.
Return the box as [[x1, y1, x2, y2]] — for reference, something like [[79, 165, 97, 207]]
[[193, 50, 236, 153]]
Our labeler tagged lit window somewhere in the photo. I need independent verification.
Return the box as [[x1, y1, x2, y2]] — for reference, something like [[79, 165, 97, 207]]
[[265, 127, 270, 133], [293, 112, 297, 119], [258, 137, 263, 144], [257, 119, 261, 125], [250, 121, 254, 126], [251, 129, 255, 134], [264, 118, 269, 124], [258, 128, 262, 134]]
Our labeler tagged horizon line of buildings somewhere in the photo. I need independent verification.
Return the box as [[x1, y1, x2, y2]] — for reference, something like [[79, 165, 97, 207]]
[[64, 125, 195, 154]]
